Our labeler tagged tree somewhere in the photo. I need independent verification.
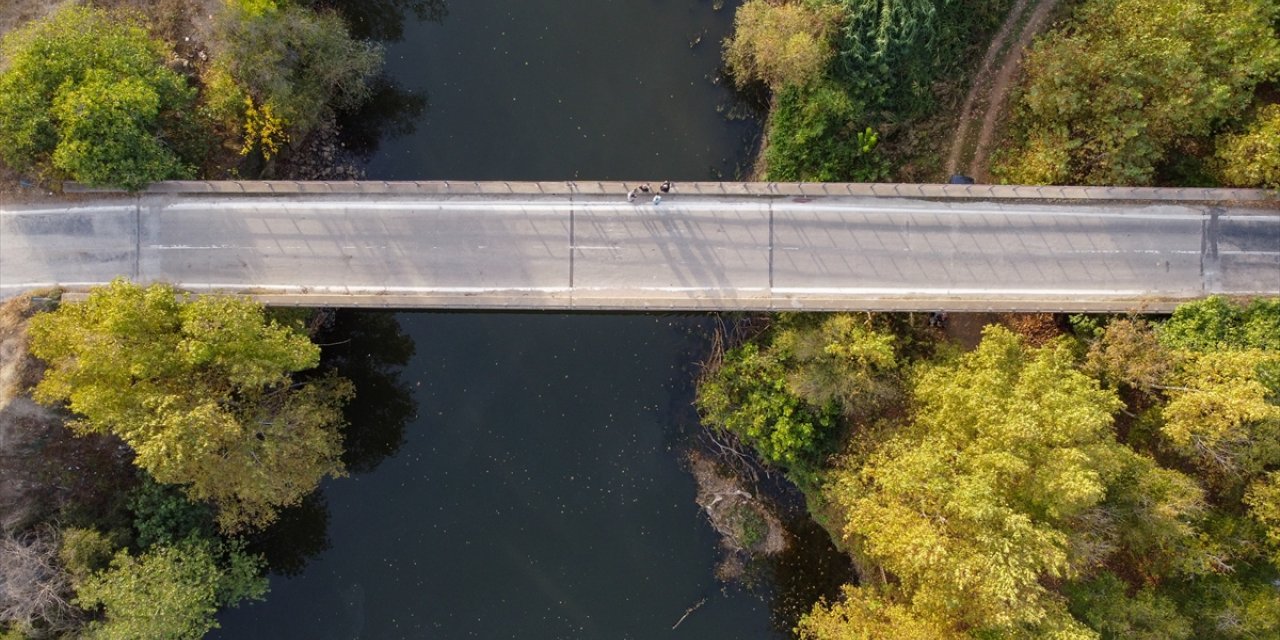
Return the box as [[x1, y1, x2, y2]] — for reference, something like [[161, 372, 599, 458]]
[[773, 313, 900, 416], [1155, 297, 1280, 490], [1160, 350, 1280, 486], [28, 280, 352, 532], [797, 585, 967, 640], [1245, 472, 1280, 565], [0, 6, 196, 190], [994, 0, 1280, 186], [74, 541, 266, 640], [825, 327, 1141, 634], [1161, 296, 1280, 353], [724, 0, 844, 91], [1083, 317, 1175, 393], [697, 341, 836, 481], [1218, 104, 1280, 189], [1065, 573, 1193, 640], [206, 0, 383, 156]]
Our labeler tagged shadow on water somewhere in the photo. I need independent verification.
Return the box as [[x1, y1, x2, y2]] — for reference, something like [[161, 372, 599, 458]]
[[336, 78, 430, 160], [767, 517, 854, 633], [319, 310, 418, 474], [248, 491, 332, 577], [308, 0, 449, 42], [304, 0, 439, 162], [249, 311, 417, 576]]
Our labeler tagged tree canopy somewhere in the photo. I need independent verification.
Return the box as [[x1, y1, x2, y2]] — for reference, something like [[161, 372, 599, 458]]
[[0, 6, 197, 190], [75, 541, 266, 640], [205, 0, 383, 158], [826, 327, 1137, 635], [1217, 104, 1280, 189], [28, 280, 352, 532], [993, 0, 1280, 186], [724, 0, 844, 91]]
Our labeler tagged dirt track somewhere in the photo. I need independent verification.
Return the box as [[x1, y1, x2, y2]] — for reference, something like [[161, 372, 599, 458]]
[[945, 0, 1062, 181]]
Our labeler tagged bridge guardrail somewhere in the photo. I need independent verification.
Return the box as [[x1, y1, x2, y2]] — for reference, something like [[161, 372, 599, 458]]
[[63, 180, 1279, 205]]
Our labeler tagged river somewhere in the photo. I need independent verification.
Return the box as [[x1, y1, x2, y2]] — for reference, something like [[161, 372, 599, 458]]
[[215, 2, 848, 638]]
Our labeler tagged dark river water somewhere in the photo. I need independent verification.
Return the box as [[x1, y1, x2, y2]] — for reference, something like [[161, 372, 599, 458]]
[[215, 2, 848, 638]]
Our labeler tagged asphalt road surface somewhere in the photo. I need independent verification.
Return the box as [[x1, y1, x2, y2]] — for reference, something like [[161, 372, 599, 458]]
[[2, 193, 1277, 311]]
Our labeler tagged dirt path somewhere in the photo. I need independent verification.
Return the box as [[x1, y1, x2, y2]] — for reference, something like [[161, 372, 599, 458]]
[[946, 0, 1062, 180]]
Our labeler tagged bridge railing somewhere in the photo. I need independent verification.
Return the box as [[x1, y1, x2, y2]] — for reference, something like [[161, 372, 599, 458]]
[[63, 180, 1280, 205]]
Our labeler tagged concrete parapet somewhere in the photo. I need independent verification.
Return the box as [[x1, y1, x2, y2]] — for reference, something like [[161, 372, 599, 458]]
[[63, 180, 1279, 206]]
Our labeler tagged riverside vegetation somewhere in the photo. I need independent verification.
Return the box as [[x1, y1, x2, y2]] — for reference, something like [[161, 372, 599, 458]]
[[696, 299, 1280, 638], [0, 281, 416, 639], [726, 0, 1280, 188], [0, 0, 417, 191]]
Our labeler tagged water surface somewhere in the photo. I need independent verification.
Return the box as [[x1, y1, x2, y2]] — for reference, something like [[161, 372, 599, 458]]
[[363, 0, 758, 180], [215, 314, 778, 638]]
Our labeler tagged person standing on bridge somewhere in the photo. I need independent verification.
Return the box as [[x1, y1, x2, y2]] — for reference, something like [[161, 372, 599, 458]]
[[639, 183, 652, 194], [660, 181, 671, 193], [627, 189, 637, 202], [653, 195, 662, 205]]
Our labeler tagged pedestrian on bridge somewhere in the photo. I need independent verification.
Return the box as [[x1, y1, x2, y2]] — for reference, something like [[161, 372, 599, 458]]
[[660, 181, 671, 193]]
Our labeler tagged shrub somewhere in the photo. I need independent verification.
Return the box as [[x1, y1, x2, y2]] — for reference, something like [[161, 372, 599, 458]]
[[766, 82, 888, 182], [724, 0, 844, 91]]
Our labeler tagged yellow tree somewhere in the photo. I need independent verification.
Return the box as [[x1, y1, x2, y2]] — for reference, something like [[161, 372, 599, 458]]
[[28, 280, 352, 532], [818, 327, 1201, 637]]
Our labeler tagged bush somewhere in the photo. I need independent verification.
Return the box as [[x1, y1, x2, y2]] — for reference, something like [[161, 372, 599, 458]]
[[1218, 103, 1280, 189], [0, 6, 197, 190], [766, 82, 887, 182], [723, 0, 843, 91], [58, 528, 117, 582]]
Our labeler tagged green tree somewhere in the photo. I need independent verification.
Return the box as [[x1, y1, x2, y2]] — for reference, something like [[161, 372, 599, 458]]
[[767, 82, 887, 182], [207, 0, 383, 155], [1161, 296, 1280, 353], [0, 6, 196, 190], [724, 0, 844, 91], [1065, 573, 1193, 640], [28, 280, 352, 532], [697, 341, 836, 481], [1217, 103, 1280, 189], [75, 542, 266, 640], [994, 0, 1280, 186]]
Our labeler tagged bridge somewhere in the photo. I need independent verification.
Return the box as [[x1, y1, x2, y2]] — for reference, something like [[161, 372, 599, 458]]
[[2, 181, 1278, 312]]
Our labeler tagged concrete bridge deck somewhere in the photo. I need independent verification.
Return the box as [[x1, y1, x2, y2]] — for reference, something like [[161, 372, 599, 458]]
[[2, 181, 1278, 312]]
